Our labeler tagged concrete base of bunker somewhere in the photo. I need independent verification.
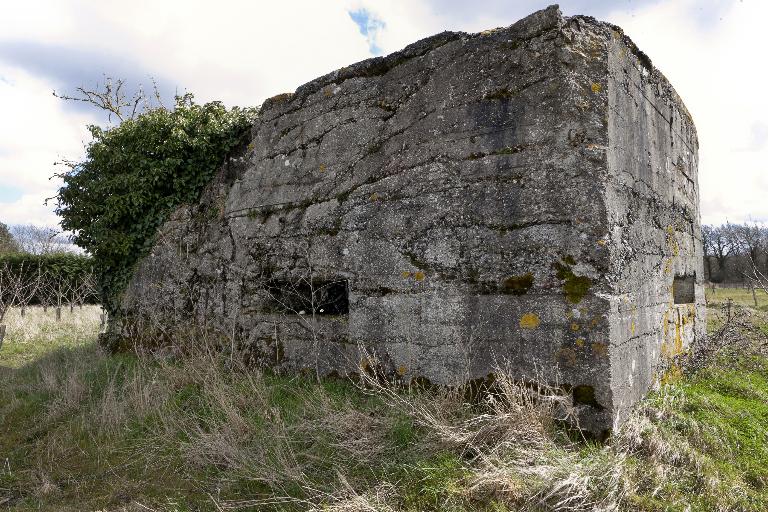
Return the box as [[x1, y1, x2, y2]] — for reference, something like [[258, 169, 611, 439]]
[[111, 5, 704, 434]]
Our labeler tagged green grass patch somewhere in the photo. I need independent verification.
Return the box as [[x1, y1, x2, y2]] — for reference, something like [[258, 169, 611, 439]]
[[2, 305, 768, 511]]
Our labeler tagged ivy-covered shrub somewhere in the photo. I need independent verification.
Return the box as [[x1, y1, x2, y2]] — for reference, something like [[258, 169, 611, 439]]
[[0, 253, 98, 304], [55, 94, 257, 311]]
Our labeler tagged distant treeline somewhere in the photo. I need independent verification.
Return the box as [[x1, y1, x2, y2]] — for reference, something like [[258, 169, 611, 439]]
[[703, 223, 768, 284]]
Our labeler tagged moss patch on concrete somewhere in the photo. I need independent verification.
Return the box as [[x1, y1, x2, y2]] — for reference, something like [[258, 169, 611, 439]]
[[554, 258, 592, 304]]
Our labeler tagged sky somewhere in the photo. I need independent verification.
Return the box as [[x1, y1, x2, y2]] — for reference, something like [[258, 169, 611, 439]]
[[0, 0, 763, 229]]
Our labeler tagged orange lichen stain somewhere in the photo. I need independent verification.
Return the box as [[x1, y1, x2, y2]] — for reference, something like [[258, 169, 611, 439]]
[[575, 337, 585, 348], [318, 164, 327, 173], [556, 347, 578, 367], [519, 313, 541, 329], [401, 271, 411, 279], [591, 342, 608, 357], [397, 365, 407, 376], [571, 322, 580, 332], [591, 82, 602, 93], [414, 271, 426, 282], [369, 192, 380, 202]]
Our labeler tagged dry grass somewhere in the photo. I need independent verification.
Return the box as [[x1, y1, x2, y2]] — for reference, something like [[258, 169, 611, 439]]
[[2, 305, 768, 511], [0, 305, 102, 368]]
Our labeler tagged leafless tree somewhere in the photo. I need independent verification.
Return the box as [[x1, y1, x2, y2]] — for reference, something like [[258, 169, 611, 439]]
[[53, 75, 165, 123], [40, 271, 72, 322], [0, 263, 21, 344], [70, 268, 97, 311], [9, 225, 74, 255], [732, 222, 766, 274], [9, 262, 42, 318], [704, 223, 737, 282], [701, 224, 715, 281]]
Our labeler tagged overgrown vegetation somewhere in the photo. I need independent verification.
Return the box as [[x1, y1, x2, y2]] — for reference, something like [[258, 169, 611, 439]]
[[54, 94, 257, 311], [1, 296, 767, 511]]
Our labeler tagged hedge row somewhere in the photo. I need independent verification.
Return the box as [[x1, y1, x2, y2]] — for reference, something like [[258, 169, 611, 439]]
[[0, 253, 99, 305]]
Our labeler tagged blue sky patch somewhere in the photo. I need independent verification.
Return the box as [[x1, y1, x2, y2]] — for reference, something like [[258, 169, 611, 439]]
[[0, 185, 23, 204], [348, 9, 385, 55]]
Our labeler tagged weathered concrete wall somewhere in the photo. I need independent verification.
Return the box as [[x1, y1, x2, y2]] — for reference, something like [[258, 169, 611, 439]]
[[113, 5, 703, 433]]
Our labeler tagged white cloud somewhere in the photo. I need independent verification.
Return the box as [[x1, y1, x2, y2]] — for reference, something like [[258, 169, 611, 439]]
[[0, 0, 375, 227], [0, 0, 764, 229], [0, 64, 93, 226], [605, 0, 768, 225]]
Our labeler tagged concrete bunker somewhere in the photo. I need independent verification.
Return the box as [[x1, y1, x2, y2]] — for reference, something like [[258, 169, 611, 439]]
[[113, 5, 705, 433]]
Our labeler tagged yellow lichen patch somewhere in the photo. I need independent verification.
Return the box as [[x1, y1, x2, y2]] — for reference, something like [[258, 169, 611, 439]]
[[666, 225, 680, 256], [369, 192, 379, 202], [664, 258, 673, 274], [591, 82, 602, 93], [591, 342, 608, 357], [590, 317, 600, 328], [674, 312, 684, 355], [318, 164, 327, 173], [359, 358, 370, 372], [323, 87, 333, 97], [414, 271, 426, 282], [401, 271, 411, 279], [397, 365, 407, 376], [597, 239, 607, 246], [661, 365, 683, 385], [519, 313, 541, 329], [570, 322, 580, 331], [575, 337, 585, 348], [661, 341, 670, 357], [630, 319, 636, 336], [566, 310, 574, 319], [556, 347, 577, 367]]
